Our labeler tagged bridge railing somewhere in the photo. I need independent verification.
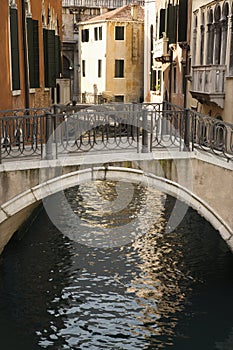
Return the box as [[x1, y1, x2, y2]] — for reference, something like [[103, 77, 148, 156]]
[[190, 110, 233, 161], [0, 108, 51, 163], [0, 103, 232, 163]]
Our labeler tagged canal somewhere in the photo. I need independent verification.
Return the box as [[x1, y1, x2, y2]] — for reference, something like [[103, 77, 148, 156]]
[[0, 180, 233, 349]]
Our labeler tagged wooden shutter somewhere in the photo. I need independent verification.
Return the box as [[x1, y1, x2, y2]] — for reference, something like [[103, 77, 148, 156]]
[[43, 29, 56, 88], [27, 18, 39, 88], [55, 35, 61, 78], [27, 18, 34, 87], [43, 29, 48, 87], [178, 0, 188, 42], [167, 4, 177, 44], [159, 9, 166, 38], [33, 20, 40, 87], [10, 8, 20, 90]]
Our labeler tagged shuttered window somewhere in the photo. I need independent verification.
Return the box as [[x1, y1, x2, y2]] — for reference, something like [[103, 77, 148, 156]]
[[159, 9, 166, 38], [55, 35, 61, 79], [167, 4, 177, 44], [178, 0, 188, 42], [10, 8, 20, 91], [43, 29, 61, 88], [27, 18, 40, 88]]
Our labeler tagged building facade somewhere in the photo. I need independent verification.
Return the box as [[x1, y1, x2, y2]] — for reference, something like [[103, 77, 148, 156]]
[[62, 0, 144, 103], [78, 4, 144, 103], [144, 0, 191, 107], [0, 0, 62, 110], [189, 0, 233, 123]]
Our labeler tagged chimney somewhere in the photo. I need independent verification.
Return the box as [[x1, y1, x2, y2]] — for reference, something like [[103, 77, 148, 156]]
[[131, 4, 139, 20], [100, 7, 109, 15]]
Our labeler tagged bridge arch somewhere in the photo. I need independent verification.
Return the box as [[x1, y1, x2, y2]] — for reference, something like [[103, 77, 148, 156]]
[[0, 166, 232, 252]]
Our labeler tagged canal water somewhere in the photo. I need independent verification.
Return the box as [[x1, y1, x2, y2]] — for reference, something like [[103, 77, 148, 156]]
[[0, 181, 233, 350]]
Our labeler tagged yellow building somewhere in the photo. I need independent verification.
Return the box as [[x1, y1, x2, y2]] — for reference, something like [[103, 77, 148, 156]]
[[78, 4, 144, 103]]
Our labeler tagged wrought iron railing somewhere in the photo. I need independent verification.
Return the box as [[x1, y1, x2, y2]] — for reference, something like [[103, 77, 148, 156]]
[[0, 103, 232, 163], [62, 0, 144, 8], [190, 110, 233, 160]]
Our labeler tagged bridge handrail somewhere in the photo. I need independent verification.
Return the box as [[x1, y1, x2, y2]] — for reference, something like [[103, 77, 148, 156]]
[[0, 103, 232, 163]]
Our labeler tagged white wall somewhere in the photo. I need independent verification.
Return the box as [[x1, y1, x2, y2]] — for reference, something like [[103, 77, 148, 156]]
[[80, 22, 107, 97]]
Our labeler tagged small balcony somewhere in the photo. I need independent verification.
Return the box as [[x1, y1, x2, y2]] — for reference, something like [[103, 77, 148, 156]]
[[191, 65, 226, 109], [153, 35, 169, 63]]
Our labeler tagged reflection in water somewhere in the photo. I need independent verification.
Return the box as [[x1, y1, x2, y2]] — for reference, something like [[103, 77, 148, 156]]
[[0, 181, 232, 350]]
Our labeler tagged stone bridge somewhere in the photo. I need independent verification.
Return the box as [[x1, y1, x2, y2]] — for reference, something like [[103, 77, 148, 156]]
[[0, 103, 232, 254]]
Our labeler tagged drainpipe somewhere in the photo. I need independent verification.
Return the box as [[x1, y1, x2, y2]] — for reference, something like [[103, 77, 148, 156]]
[[21, 0, 30, 109]]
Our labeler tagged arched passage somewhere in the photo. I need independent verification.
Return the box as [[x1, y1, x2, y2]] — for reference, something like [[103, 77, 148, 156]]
[[1, 166, 232, 253]]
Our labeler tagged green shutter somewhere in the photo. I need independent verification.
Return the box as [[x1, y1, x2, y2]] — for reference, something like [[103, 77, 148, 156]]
[[47, 30, 56, 87], [159, 9, 166, 39], [10, 8, 20, 90], [33, 20, 40, 87], [27, 18, 35, 87], [55, 35, 61, 78], [43, 29, 56, 88], [43, 28, 48, 87], [167, 4, 177, 44], [178, 0, 188, 42]]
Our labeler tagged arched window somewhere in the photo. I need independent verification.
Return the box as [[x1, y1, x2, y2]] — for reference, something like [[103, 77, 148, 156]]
[[221, 2, 229, 65], [200, 12, 205, 65], [207, 9, 214, 64], [214, 5, 222, 65], [63, 56, 71, 79], [192, 14, 198, 66]]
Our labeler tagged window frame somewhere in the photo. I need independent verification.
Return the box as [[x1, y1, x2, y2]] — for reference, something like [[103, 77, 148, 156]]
[[115, 59, 124, 78], [115, 26, 125, 41]]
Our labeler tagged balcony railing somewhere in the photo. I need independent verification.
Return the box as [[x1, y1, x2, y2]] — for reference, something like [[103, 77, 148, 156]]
[[191, 65, 226, 108], [62, 0, 144, 8], [153, 36, 169, 63]]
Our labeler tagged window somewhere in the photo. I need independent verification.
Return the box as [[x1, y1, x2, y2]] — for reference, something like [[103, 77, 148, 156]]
[[10, 7, 20, 90], [98, 60, 102, 78], [115, 26, 124, 40], [114, 95, 124, 102], [94, 27, 98, 41], [82, 60, 85, 77], [99, 27, 102, 40], [81, 29, 89, 42], [115, 60, 124, 78], [43, 29, 61, 88], [94, 26, 102, 41], [27, 18, 40, 88]]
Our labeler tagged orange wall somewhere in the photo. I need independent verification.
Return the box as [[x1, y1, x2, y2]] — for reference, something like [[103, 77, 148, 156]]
[[0, 0, 62, 111]]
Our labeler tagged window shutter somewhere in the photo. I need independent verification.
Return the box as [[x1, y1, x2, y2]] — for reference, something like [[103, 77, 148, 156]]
[[159, 9, 166, 38], [27, 19, 39, 88], [33, 20, 40, 87], [43, 29, 48, 87], [10, 8, 20, 90], [178, 0, 188, 42], [47, 30, 56, 87], [43, 29, 56, 88], [55, 35, 61, 78], [167, 4, 177, 44]]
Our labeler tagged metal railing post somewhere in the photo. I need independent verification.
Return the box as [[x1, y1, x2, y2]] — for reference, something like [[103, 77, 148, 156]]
[[183, 108, 190, 151], [142, 108, 148, 153], [45, 112, 53, 160], [53, 105, 58, 159]]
